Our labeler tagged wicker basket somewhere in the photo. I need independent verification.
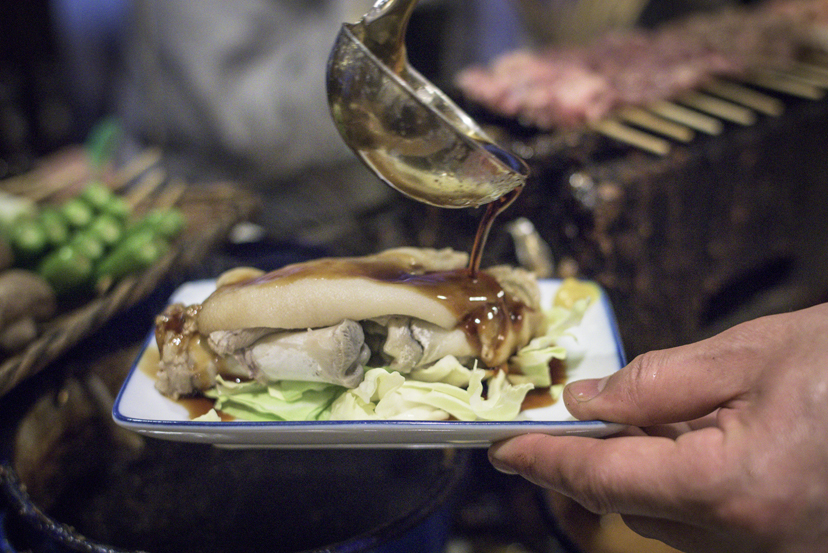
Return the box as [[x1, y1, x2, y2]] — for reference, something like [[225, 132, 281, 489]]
[[0, 147, 257, 398]]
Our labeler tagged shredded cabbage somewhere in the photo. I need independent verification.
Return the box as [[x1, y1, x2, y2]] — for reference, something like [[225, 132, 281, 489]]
[[328, 366, 532, 421], [205, 377, 340, 421], [409, 355, 475, 387], [508, 344, 566, 387], [506, 291, 593, 388]]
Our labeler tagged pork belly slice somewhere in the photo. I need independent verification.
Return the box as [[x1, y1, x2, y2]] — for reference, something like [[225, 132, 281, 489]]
[[196, 248, 470, 334]]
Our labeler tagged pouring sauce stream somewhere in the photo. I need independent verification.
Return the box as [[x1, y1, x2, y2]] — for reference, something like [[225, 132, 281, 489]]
[[467, 185, 524, 276]]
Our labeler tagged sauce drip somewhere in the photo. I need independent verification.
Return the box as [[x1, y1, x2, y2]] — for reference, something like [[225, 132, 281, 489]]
[[467, 185, 524, 276]]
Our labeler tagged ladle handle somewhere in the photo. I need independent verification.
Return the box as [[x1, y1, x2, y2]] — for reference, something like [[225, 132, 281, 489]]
[[359, 0, 420, 73]]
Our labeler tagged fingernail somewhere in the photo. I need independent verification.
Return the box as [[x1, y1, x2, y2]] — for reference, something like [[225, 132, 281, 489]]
[[567, 375, 609, 403], [488, 443, 519, 475]]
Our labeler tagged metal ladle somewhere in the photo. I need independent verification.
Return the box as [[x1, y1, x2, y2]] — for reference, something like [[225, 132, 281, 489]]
[[326, 0, 530, 209]]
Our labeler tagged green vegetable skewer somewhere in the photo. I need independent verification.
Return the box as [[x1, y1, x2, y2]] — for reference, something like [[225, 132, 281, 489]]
[[38, 208, 69, 247], [9, 218, 48, 265], [38, 245, 94, 296], [61, 198, 94, 229], [95, 230, 170, 292]]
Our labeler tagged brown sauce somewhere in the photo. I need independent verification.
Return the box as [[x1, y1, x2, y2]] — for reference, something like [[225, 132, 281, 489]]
[[519, 357, 569, 411], [177, 397, 234, 421], [136, 339, 234, 421], [214, 183, 524, 322], [521, 388, 556, 411], [549, 356, 568, 386]]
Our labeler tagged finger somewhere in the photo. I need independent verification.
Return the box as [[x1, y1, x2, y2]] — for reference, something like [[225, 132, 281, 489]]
[[640, 423, 694, 440], [489, 431, 726, 522], [563, 325, 767, 425], [641, 412, 721, 439], [686, 411, 720, 431], [621, 515, 755, 553]]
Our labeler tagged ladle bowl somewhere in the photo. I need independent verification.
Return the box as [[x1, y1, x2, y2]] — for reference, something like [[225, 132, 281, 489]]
[[326, 0, 529, 208]]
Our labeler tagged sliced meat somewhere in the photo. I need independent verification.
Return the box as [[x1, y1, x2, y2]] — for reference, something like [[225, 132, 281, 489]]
[[242, 320, 369, 388], [208, 327, 277, 356], [154, 303, 223, 399], [410, 320, 477, 367], [365, 316, 477, 373], [378, 315, 423, 373]]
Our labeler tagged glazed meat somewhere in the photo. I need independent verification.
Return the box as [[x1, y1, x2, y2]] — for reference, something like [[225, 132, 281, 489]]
[[153, 248, 545, 399]]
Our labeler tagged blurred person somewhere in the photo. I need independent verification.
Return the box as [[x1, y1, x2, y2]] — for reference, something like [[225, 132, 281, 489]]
[[489, 302, 828, 553], [110, 0, 534, 254], [50, 0, 130, 139], [115, 0, 398, 253]]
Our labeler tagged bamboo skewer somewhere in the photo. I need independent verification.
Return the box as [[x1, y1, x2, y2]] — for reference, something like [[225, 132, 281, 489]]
[[111, 147, 163, 192], [124, 167, 168, 211], [782, 66, 828, 90], [646, 101, 724, 135], [617, 107, 695, 142], [790, 60, 828, 80], [153, 177, 187, 210], [744, 69, 825, 100], [701, 78, 785, 116], [590, 119, 671, 156], [676, 91, 757, 126]]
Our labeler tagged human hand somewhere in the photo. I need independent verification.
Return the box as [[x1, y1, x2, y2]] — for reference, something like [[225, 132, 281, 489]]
[[490, 303, 828, 553]]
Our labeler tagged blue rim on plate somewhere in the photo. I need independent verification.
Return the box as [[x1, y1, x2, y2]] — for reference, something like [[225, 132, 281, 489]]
[[112, 279, 627, 448]]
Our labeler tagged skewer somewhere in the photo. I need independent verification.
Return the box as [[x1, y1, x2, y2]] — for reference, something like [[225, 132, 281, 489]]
[[124, 167, 167, 211], [0, 148, 91, 201], [782, 66, 828, 90], [790, 60, 828, 80], [646, 101, 724, 135], [590, 119, 671, 156], [153, 177, 187, 210], [744, 69, 824, 100], [675, 91, 757, 126], [111, 147, 163, 192], [617, 107, 694, 142], [701, 78, 784, 116]]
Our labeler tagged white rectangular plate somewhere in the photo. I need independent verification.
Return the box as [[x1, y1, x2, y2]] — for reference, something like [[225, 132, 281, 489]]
[[113, 279, 626, 448]]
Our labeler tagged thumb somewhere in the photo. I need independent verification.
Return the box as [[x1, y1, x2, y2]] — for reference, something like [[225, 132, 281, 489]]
[[563, 329, 760, 426]]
